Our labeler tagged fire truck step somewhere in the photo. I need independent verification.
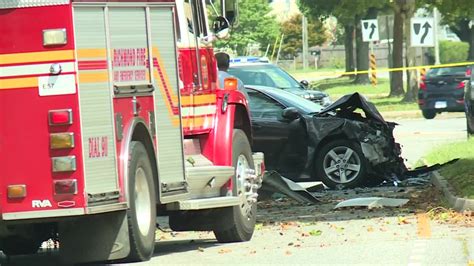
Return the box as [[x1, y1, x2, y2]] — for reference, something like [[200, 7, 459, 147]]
[[166, 196, 240, 210], [185, 166, 234, 199]]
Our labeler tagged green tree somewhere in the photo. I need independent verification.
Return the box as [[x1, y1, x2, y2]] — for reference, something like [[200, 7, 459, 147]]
[[279, 14, 329, 58], [299, 0, 388, 84], [216, 0, 280, 55], [424, 0, 474, 60]]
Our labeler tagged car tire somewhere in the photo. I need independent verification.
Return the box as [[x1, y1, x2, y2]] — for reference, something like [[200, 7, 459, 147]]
[[422, 109, 436, 119], [213, 129, 256, 243], [315, 139, 368, 189], [125, 141, 156, 262]]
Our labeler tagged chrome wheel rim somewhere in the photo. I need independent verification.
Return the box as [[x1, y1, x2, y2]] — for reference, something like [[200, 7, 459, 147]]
[[323, 146, 361, 184], [134, 167, 152, 236], [235, 154, 253, 220]]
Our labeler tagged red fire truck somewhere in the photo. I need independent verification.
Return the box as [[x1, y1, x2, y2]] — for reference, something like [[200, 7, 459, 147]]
[[0, 0, 264, 263]]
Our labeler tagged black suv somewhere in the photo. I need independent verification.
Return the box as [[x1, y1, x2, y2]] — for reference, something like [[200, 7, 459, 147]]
[[418, 66, 469, 119]]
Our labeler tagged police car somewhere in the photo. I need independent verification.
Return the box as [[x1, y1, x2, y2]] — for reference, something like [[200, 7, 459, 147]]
[[228, 57, 331, 107]]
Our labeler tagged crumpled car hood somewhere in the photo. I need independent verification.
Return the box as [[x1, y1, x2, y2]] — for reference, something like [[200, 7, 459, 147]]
[[299, 92, 407, 182]]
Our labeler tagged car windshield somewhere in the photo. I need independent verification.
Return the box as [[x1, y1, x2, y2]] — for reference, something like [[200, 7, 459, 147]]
[[249, 87, 323, 115], [229, 64, 303, 90], [427, 66, 467, 77]]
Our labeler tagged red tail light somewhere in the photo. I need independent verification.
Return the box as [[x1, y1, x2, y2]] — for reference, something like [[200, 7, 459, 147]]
[[49, 109, 73, 125], [466, 68, 472, 77], [456, 81, 466, 89], [420, 82, 426, 90]]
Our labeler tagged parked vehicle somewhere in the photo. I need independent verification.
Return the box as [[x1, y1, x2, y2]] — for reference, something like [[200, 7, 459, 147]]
[[418, 66, 470, 119], [228, 57, 332, 107], [0, 0, 264, 263], [463, 66, 474, 135], [246, 86, 406, 189]]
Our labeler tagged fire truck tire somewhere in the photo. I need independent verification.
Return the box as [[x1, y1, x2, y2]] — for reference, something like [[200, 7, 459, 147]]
[[0, 236, 42, 256], [125, 141, 156, 262], [213, 129, 256, 243]]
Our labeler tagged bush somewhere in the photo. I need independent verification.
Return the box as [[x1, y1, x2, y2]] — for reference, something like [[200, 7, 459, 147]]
[[427, 41, 469, 64], [327, 56, 345, 69]]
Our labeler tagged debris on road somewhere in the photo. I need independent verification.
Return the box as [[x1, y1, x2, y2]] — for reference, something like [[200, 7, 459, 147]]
[[258, 171, 320, 204], [334, 197, 409, 209]]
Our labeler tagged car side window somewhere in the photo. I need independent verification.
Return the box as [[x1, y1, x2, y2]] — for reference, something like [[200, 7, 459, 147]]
[[247, 90, 284, 119]]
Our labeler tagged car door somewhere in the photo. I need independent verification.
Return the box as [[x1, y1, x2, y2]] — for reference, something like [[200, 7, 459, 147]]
[[247, 90, 291, 169]]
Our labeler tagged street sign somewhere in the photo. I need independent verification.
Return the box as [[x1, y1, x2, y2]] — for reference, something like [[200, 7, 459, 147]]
[[361, 19, 379, 42], [411, 18, 435, 47]]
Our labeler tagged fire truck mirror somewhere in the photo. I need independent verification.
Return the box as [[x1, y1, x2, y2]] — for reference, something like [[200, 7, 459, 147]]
[[221, 0, 238, 26], [213, 16, 230, 40]]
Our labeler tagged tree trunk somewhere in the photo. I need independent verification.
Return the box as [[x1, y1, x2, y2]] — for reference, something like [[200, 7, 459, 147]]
[[403, 0, 417, 102], [354, 16, 370, 84], [344, 24, 355, 78], [390, 2, 405, 97], [469, 29, 474, 61]]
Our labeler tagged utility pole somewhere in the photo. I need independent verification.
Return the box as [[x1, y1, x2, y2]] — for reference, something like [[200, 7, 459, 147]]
[[302, 16, 309, 70], [433, 7, 440, 65]]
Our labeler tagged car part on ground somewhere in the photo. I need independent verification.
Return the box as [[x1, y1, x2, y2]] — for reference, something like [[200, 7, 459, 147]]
[[418, 66, 469, 119], [258, 171, 321, 204], [333, 197, 409, 209]]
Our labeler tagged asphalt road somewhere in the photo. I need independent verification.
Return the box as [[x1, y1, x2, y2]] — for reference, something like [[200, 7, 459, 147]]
[[2, 116, 472, 266], [392, 114, 467, 167]]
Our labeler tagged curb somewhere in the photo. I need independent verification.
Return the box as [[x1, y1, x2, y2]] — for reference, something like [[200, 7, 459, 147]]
[[431, 171, 474, 211]]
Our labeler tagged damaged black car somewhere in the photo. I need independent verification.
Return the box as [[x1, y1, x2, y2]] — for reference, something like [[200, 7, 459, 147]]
[[246, 86, 407, 189]]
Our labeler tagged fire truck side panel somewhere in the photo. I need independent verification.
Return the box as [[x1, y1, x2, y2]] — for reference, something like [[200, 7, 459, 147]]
[[149, 7, 187, 195], [74, 7, 120, 200], [0, 3, 87, 217]]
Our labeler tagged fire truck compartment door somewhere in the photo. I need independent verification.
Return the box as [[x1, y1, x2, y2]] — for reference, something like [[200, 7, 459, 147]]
[[74, 7, 120, 199], [149, 7, 188, 198]]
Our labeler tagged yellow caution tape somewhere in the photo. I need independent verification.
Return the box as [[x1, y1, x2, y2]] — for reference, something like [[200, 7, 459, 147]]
[[309, 61, 474, 78]]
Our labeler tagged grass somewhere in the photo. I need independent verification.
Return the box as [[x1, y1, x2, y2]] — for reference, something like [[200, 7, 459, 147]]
[[288, 67, 343, 75], [423, 138, 474, 199], [310, 77, 419, 112]]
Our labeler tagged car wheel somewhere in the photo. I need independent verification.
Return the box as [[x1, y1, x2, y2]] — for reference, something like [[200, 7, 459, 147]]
[[213, 129, 256, 243], [422, 109, 436, 119], [316, 139, 367, 189]]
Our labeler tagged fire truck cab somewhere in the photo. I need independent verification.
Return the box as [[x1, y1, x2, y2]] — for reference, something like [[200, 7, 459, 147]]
[[0, 0, 263, 263]]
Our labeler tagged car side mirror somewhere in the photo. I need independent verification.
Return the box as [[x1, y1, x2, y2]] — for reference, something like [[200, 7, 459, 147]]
[[213, 16, 230, 40], [300, 80, 309, 88], [281, 107, 300, 120]]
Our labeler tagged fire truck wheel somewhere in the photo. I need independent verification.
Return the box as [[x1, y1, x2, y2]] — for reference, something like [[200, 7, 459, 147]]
[[214, 129, 256, 243], [126, 141, 156, 262]]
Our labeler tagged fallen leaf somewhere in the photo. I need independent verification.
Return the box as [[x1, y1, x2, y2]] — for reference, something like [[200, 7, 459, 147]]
[[197, 247, 205, 252], [367, 226, 374, 232], [250, 250, 257, 255], [398, 216, 411, 225], [288, 242, 294, 246], [285, 250, 292, 255], [309, 229, 322, 236], [218, 248, 232, 254]]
